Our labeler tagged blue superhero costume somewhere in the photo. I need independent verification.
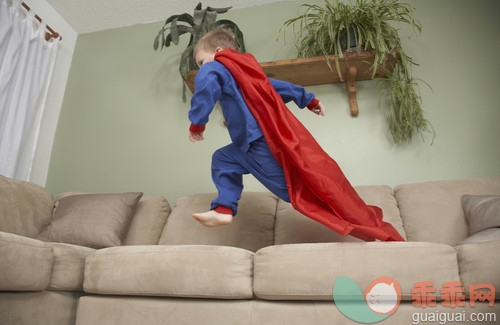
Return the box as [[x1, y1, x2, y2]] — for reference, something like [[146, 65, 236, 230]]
[[189, 60, 318, 215]]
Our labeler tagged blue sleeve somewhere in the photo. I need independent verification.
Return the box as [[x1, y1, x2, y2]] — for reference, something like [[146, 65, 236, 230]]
[[188, 64, 222, 126], [269, 78, 316, 109]]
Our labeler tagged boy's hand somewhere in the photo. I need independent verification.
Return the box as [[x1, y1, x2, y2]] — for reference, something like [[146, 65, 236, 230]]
[[310, 101, 326, 116], [189, 131, 205, 142]]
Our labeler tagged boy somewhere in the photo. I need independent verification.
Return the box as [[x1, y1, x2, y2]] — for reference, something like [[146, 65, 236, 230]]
[[188, 29, 403, 241]]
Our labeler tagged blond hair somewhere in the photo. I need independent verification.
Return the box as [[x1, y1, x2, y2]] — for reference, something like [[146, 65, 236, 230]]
[[194, 28, 238, 55]]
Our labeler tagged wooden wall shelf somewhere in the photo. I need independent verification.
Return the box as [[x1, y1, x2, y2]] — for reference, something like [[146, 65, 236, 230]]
[[182, 52, 397, 116]]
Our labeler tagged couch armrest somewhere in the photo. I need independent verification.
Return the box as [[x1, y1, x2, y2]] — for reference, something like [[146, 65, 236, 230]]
[[0, 231, 53, 291], [47, 242, 95, 291], [0, 175, 53, 238]]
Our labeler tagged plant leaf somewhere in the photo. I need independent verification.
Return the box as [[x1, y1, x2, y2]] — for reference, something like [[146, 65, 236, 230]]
[[207, 6, 232, 14], [193, 9, 206, 25], [171, 18, 179, 45], [204, 11, 217, 32], [153, 31, 160, 50]]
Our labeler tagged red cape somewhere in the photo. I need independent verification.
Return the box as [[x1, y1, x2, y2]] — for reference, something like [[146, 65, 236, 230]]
[[215, 49, 404, 242]]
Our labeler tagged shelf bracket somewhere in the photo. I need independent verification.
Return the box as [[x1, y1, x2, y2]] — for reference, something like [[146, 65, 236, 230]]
[[346, 65, 359, 116]]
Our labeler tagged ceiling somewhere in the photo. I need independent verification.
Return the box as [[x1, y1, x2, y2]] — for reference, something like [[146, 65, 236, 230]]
[[47, 0, 289, 34]]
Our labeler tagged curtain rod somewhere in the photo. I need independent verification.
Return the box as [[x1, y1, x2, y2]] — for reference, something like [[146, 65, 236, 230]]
[[21, 1, 62, 41]]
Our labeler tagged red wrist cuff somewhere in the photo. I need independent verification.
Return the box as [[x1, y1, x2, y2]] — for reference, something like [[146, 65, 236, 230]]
[[189, 123, 205, 133], [214, 205, 233, 215], [307, 98, 320, 110]]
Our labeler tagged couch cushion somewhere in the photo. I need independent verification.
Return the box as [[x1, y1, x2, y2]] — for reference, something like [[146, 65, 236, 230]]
[[47, 243, 95, 291], [456, 239, 500, 298], [253, 242, 459, 301], [0, 231, 53, 291], [0, 174, 53, 238], [122, 195, 171, 245], [44, 192, 171, 246], [394, 177, 500, 246], [462, 195, 500, 235], [84, 245, 254, 299], [38, 192, 143, 248], [159, 192, 277, 252], [460, 228, 500, 244], [274, 185, 406, 244]]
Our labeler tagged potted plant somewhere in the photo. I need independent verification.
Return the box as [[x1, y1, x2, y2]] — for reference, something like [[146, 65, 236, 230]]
[[153, 2, 246, 101], [281, 0, 434, 144]]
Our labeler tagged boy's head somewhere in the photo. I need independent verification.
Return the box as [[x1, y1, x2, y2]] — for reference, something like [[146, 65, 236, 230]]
[[194, 28, 238, 67]]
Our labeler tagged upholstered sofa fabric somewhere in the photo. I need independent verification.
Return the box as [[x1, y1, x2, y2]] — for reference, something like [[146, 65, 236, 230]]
[[76, 296, 254, 325], [159, 192, 277, 252], [0, 291, 81, 325], [274, 185, 406, 244], [0, 174, 53, 238], [84, 245, 255, 299], [455, 239, 500, 295], [47, 192, 172, 247], [1, 174, 499, 325], [75, 295, 500, 325], [460, 228, 500, 244], [253, 242, 460, 301], [122, 195, 171, 245], [394, 177, 500, 245], [47, 243, 95, 291], [462, 195, 500, 235], [0, 232, 53, 291], [38, 192, 144, 248]]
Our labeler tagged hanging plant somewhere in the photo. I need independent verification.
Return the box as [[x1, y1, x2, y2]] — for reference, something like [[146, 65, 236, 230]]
[[153, 2, 246, 102], [281, 0, 434, 144]]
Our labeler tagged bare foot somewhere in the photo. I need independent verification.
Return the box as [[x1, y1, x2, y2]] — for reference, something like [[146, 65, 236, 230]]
[[192, 210, 233, 227]]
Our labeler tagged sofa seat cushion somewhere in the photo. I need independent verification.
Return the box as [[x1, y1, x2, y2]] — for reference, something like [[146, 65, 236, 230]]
[[47, 243, 95, 291], [456, 239, 500, 298], [158, 192, 277, 252], [0, 231, 53, 291], [84, 245, 254, 299], [253, 242, 459, 301]]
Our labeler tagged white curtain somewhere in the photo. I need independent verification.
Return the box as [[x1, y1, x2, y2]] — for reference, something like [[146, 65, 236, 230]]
[[0, 0, 59, 181]]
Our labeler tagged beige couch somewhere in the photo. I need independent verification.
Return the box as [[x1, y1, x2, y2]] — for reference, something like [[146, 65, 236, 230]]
[[1, 174, 499, 324]]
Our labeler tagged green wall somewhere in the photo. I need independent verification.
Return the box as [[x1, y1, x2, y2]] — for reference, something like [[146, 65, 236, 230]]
[[46, 0, 500, 205]]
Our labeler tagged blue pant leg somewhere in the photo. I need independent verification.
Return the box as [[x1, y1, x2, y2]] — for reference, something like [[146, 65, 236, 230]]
[[211, 139, 290, 216], [244, 137, 290, 203], [211, 144, 249, 215]]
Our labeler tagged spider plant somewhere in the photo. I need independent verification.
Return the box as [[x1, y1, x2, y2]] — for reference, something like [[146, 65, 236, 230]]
[[153, 2, 245, 102], [281, 0, 434, 144]]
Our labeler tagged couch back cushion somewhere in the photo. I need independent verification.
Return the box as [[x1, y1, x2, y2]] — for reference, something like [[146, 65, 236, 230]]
[[40, 192, 171, 247], [122, 195, 171, 245], [0, 174, 53, 238], [394, 177, 500, 246], [158, 192, 277, 252], [274, 185, 406, 244]]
